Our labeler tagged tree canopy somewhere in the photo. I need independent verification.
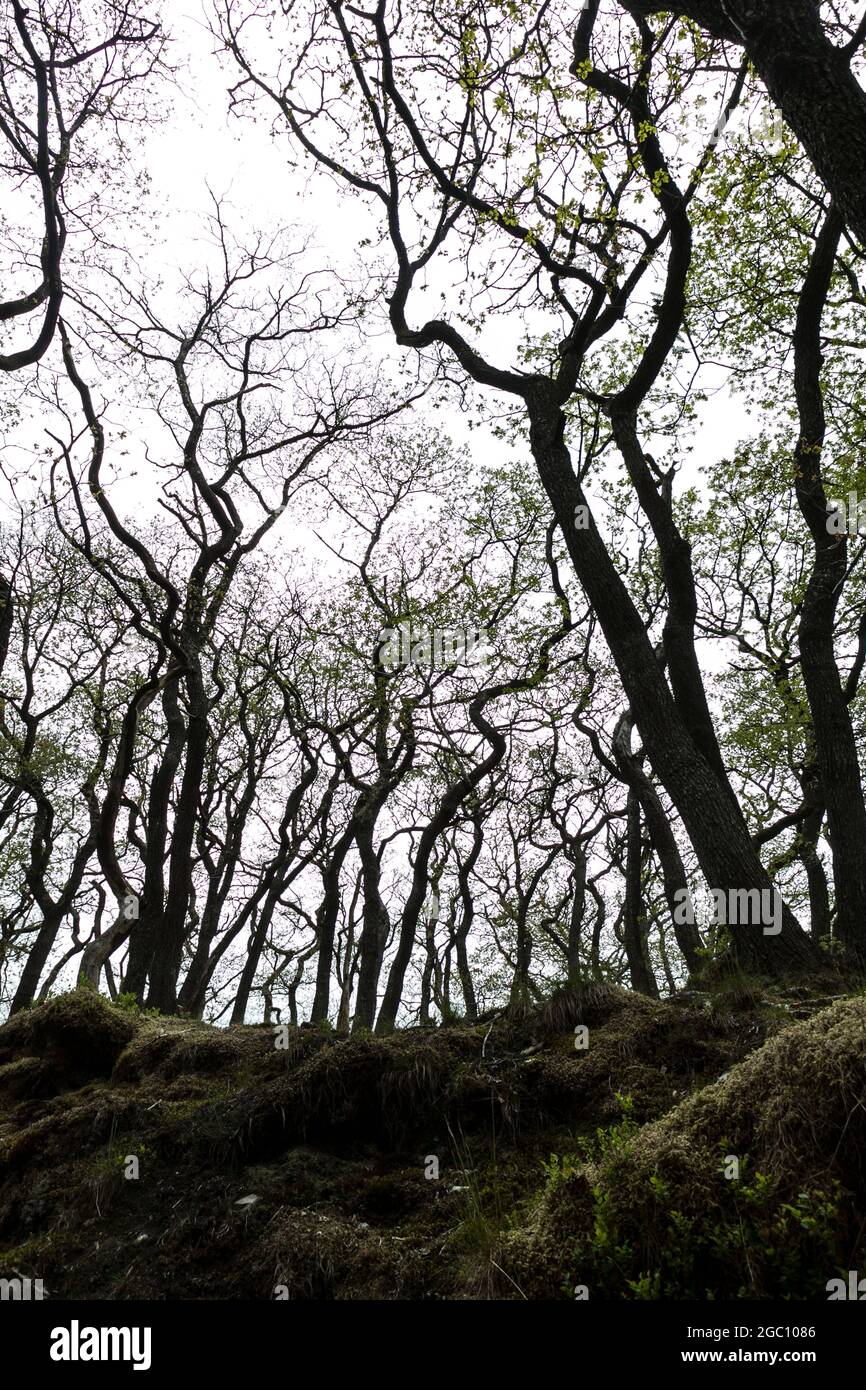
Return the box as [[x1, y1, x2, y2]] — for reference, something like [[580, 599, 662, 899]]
[[1, 0, 865, 1030]]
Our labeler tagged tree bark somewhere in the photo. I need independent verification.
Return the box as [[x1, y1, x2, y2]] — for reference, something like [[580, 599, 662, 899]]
[[622, 0, 866, 248], [621, 788, 659, 997], [527, 385, 818, 977]]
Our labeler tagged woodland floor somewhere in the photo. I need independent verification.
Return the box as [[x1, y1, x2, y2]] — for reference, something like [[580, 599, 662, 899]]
[[0, 977, 864, 1300]]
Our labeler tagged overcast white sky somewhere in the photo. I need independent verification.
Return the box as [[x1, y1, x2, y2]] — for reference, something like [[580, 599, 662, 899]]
[[0, 0, 776, 1012], [122, 2, 751, 485], [0, 0, 753, 551]]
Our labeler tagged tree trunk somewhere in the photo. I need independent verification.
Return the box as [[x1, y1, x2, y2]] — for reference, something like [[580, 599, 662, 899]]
[[625, 0, 866, 249], [621, 790, 659, 997], [791, 208, 866, 962], [527, 385, 818, 977]]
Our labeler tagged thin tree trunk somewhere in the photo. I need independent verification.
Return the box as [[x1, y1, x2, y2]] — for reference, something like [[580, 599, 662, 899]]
[[621, 789, 659, 997]]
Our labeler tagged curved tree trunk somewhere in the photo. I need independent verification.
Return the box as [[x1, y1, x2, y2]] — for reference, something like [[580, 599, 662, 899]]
[[528, 387, 818, 977]]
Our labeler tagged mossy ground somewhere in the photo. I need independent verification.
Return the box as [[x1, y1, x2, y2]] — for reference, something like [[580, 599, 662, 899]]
[[0, 980, 862, 1299]]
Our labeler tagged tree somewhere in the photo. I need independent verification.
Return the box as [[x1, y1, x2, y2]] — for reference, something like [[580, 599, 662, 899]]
[[621, 0, 866, 247], [0, 0, 165, 370], [217, 0, 826, 974]]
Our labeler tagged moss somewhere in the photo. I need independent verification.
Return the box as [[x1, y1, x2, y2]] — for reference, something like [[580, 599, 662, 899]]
[[0, 1235, 46, 1270], [0, 1056, 50, 1102], [503, 998, 866, 1299], [0, 991, 138, 1093], [0, 983, 861, 1299]]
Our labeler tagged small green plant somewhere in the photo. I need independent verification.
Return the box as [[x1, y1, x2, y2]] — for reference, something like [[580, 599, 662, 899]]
[[113, 992, 140, 1012], [540, 1152, 583, 1188], [818, 934, 847, 958], [568, 1137, 845, 1299], [544, 1095, 639, 1206], [545, 1095, 638, 1196], [111, 992, 160, 1018], [579, 1092, 639, 1164], [626, 1270, 662, 1299]]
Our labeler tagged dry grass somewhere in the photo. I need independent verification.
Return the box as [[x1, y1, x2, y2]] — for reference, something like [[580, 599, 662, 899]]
[[0, 984, 860, 1299]]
